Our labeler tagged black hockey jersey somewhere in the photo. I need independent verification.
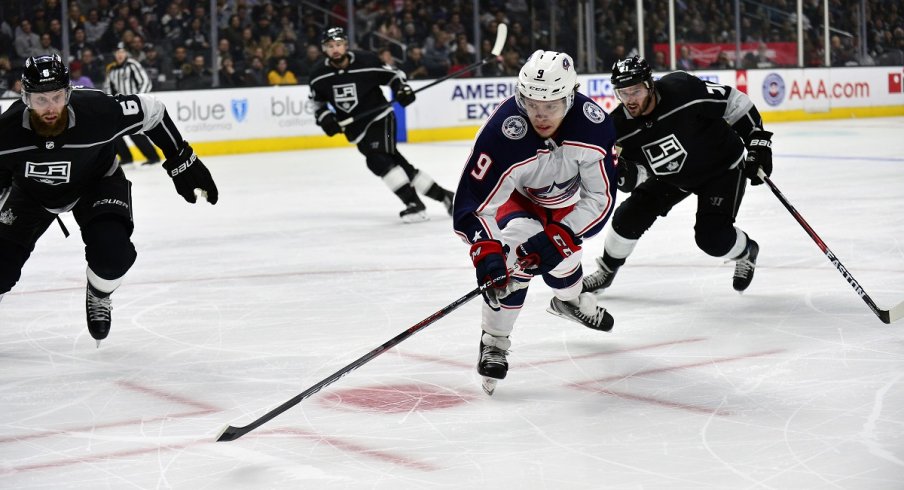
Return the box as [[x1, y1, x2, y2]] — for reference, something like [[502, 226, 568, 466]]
[[0, 89, 183, 212], [613, 71, 763, 190], [308, 50, 406, 142]]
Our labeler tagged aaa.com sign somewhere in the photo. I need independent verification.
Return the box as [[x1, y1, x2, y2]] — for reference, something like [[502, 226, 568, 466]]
[[746, 67, 900, 111]]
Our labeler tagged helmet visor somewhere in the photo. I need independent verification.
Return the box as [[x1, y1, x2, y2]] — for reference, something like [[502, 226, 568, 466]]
[[517, 92, 568, 121], [24, 87, 71, 110]]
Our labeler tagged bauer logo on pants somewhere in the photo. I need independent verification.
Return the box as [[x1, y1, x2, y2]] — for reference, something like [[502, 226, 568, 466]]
[[641, 134, 687, 175], [333, 83, 359, 112], [25, 161, 71, 185]]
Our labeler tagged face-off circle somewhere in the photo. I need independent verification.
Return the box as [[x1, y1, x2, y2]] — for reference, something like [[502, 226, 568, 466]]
[[320, 383, 474, 413]]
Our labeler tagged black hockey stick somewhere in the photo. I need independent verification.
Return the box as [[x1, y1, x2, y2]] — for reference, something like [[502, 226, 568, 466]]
[[216, 265, 521, 442], [759, 169, 904, 324], [337, 23, 508, 129]]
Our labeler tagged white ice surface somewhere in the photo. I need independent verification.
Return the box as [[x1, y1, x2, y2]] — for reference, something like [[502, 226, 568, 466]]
[[2, 117, 904, 489]]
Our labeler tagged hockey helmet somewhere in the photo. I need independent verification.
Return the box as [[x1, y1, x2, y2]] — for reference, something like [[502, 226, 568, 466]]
[[516, 50, 578, 113], [611, 55, 653, 90], [321, 27, 348, 45], [21, 53, 72, 108]]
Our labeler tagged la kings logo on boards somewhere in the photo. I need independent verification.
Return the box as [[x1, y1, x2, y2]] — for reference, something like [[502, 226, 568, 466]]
[[502, 115, 527, 140], [25, 161, 71, 185], [332, 83, 358, 112], [640, 134, 687, 175]]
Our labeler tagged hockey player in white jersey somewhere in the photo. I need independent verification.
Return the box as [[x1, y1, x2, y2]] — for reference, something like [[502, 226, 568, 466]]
[[452, 50, 619, 394]]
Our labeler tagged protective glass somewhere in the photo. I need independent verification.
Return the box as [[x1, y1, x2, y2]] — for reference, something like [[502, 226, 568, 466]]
[[24, 88, 71, 110], [517, 93, 568, 121]]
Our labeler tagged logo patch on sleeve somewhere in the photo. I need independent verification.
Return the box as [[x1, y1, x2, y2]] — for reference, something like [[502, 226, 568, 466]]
[[502, 115, 528, 140], [583, 102, 605, 123]]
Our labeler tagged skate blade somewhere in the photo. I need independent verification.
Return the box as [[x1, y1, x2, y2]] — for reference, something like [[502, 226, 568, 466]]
[[481, 377, 498, 396], [400, 211, 429, 224]]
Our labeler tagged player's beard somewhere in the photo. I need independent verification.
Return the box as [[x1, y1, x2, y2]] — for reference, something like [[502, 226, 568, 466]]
[[329, 52, 349, 68], [30, 107, 68, 138]]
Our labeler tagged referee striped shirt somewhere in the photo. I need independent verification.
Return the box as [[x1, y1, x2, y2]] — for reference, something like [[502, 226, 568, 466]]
[[104, 58, 152, 95]]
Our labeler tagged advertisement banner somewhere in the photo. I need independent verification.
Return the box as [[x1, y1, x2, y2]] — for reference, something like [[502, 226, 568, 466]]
[[745, 66, 904, 113], [653, 42, 797, 67]]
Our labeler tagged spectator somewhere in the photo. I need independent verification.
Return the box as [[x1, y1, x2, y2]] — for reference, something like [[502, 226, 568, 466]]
[[242, 55, 266, 86], [128, 34, 147, 63], [80, 48, 106, 86], [141, 44, 164, 84], [423, 30, 452, 77], [2, 77, 22, 99], [167, 46, 191, 86], [69, 60, 94, 88], [448, 50, 475, 78], [83, 9, 108, 45], [184, 17, 210, 55], [651, 50, 668, 70], [179, 54, 213, 89], [709, 51, 733, 69], [218, 57, 244, 87], [267, 57, 297, 85], [0, 56, 11, 93], [97, 17, 127, 55], [676, 45, 697, 70], [70, 28, 96, 62], [401, 45, 429, 80], [39, 33, 62, 58], [161, 2, 188, 45], [14, 19, 42, 60], [754, 42, 775, 68], [297, 44, 323, 80], [500, 48, 522, 76], [221, 14, 244, 51], [377, 47, 397, 68]]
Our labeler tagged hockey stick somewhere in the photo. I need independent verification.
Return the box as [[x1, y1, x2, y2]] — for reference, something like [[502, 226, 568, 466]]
[[337, 23, 508, 129], [216, 264, 521, 442], [758, 169, 904, 324]]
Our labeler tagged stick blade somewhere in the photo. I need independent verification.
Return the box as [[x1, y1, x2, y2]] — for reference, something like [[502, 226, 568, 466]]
[[216, 424, 244, 442], [491, 23, 507, 56], [883, 300, 904, 324]]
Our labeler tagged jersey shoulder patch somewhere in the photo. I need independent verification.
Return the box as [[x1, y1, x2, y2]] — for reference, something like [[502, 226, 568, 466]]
[[501, 114, 528, 140], [582, 101, 606, 124]]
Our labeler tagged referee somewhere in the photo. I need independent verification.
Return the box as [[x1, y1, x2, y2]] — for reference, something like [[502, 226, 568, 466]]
[[104, 42, 160, 165]]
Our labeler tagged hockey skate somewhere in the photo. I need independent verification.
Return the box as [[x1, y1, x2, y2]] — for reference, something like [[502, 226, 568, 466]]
[[399, 201, 429, 223], [547, 292, 614, 332], [732, 239, 759, 292], [442, 190, 455, 216], [582, 257, 619, 293], [86, 284, 112, 347], [478, 332, 511, 395]]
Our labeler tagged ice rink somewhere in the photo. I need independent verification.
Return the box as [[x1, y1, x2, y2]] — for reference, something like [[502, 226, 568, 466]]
[[2, 116, 904, 489]]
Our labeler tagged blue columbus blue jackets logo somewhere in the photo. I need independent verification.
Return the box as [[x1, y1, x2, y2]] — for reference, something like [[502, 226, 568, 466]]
[[231, 99, 248, 122]]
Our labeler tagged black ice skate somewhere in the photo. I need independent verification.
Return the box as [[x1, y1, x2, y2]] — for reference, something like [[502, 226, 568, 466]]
[[399, 201, 428, 223], [478, 332, 511, 395], [547, 293, 614, 332], [732, 239, 759, 292], [582, 257, 620, 293], [86, 284, 112, 347]]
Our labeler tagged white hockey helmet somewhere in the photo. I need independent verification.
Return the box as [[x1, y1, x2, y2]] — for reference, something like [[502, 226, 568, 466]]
[[516, 50, 578, 113]]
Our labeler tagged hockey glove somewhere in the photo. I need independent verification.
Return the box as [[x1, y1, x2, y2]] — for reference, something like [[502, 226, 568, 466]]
[[743, 130, 773, 186], [616, 157, 648, 193], [318, 112, 343, 137], [471, 240, 509, 308], [163, 142, 219, 204], [394, 84, 416, 107], [516, 222, 582, 275]]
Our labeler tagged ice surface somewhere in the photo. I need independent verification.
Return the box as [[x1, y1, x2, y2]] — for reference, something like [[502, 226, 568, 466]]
[[2, 117, 903, 489]]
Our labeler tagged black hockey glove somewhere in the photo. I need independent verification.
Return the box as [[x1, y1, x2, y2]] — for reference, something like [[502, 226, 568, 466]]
[[319, 112, 343, 137], [471, 240, 509, 308], [616, 157, 648, 193], [516, 222, 582, 276], [743, 130, 773, 186], [163, 143, 219, 204], [394, 84, 416, 107]]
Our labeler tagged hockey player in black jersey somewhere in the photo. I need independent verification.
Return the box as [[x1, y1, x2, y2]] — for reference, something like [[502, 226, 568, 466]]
[[0, 54, 218, 347], [582, 56, 772, 294], [308, 27, 454, 223]]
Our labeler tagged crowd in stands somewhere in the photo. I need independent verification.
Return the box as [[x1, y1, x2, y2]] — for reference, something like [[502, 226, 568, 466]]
[[0, 0, 901, 98]]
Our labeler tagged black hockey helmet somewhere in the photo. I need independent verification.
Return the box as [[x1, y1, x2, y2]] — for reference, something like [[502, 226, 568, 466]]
[[22, 53, 71, 94], [611, 55, 653, 90], [321, 27, 348, 45]]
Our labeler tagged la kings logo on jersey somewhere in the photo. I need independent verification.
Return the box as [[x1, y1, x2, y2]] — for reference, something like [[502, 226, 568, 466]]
[[641, 134, 687, 175], [332, 83, 359, 112], [25, 161, 71, 185]]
